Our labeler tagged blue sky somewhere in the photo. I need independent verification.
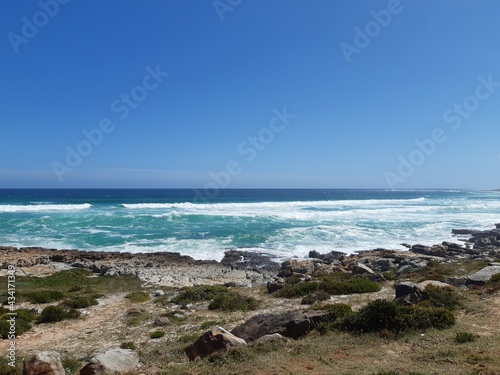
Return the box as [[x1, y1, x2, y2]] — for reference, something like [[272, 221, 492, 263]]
[[1, 0, 499, 189]]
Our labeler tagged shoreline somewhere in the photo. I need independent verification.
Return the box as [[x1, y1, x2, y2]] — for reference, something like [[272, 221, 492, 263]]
[[2, 223, 499, 287]]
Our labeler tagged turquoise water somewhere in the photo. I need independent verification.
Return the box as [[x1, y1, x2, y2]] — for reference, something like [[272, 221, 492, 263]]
[[0, 189, 499, 261]]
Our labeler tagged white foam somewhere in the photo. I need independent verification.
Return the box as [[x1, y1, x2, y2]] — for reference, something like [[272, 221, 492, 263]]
[[0, 203, 92, 213]]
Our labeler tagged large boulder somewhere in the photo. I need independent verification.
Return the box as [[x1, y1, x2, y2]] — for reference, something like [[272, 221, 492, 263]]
[[465, 266, 500, 286], [394, 281, 422, 305], [23, 351, 65, 375], [185, 326, 246, 361], [78, 349, 139, 375], [230, 310, 326, 342]]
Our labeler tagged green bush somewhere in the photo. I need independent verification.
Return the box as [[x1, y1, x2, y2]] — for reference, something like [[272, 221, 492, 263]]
[[284, 275, 302, 285], [26, 290, 65, 304], [67, 285, 83, 293], [454, 331, 478, 343], [171, 285, 228, 305], [315, 303, 354, 334], [120, 341, 136, 350], [344, 299, 455, 333], [319, 274, 381, 295], [63, 296, 99, 309], [420, 285, 462, 310], [150, 330, 165, 339], [125, 292, 150, 303], [275, 282, 319, 298], [37, 306, 81, 324], [208, 292, 260, 312], [489, 273, 500, 283], [61, 357, 82, 374]]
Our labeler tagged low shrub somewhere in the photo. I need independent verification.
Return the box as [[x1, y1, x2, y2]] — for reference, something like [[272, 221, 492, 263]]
[[454, 331, 478, 343], [120, 341, 136, 350], [125, 292, 150, 303], [171, 285, 228, 305], [315, 303, 354, 334], [37, 306, 81, 324], [63, 296, 99, 309], [344, 299, 455, 333], [489, 273, 500, 284], [208, 292, 260, 312], [61, 357, 82, 374], [319, 274, 381, 295], [275, 282, 319, 298], [301, 290, 330, 305], [150, 330, 165, 339], [26, 290, 65, 304], [420, 285, 462, 310]]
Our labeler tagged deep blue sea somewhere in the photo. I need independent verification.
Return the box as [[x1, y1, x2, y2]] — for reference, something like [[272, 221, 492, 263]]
[[0, 189, 499, 261]]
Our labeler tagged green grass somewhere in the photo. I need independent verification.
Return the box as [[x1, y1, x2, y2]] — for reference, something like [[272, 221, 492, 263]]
[[25, 290, 66, 304], [274, 282, 319, 298], [120, 341, 136, 350], [208, 292, 260, 312], [125, 292, 150, 303], [455, 331, 478, 344], [61, 357, 82, 375], [150, 330, 165, 339], [318, 273, 381, 295], [62, 296, 99, 309], [171, 285, 228, 305], [37, 305, 81, 324], [0, 308, 35, 338], [420, 285, 463, 310]]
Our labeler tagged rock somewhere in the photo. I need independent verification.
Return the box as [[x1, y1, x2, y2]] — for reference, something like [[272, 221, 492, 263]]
[[396, 265, 414, 276], [154, 316, 170, 326], [267, 279, 285, 294], [255, 333, 287, 343], [351, 263, 375, 275], [280, 259, 315, 275], [78, 349, 139, 375], [154, 290, 165, 297], [308, 250, 345, 263], [220, 250, 280, 273], [23, 351, 65, 375], [418, 280, 451, 289], [394, 281, 422, 305], [372, 258, 395, 272], [445, 276, 466, 287], [230, 310, 326, 342], [465, 266, 500, 286], [126, 308, 142, 316], [184, 326, 246, 361]]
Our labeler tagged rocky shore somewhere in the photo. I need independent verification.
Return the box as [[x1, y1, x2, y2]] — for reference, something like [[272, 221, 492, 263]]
[[3, 224, 500, 375], [2, 223, 499, 288]]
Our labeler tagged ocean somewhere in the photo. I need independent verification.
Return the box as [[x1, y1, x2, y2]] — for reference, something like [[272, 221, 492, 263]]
[[0, 189, 499, 261]]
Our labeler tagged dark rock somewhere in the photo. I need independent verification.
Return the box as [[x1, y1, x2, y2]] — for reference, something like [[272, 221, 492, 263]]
[[372, 258, 395, 272], [394, 281, 422, 305], [465, 266, 500, 286], [267, 279, 285, 294], [230, 310, 327, 342], [185, 327, 246, 361], [308, 250, 346, 263], [396, 265, 414, 276], [221, 250, 280, 273]]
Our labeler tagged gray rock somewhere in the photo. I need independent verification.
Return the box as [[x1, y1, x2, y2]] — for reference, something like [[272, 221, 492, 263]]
[[78, 348, 139, 375], [372, 258, 395, 272], [351, 263, 375, 275], [396, 265, 414, 276], [445, 276, 466, 287], [154, 316, 170, 326], [154, 290, 165, 297], [465, 266, 500, 286], [230, 310, 326, 342], [23, 351, 65, 375], [418, 280, 451, 289]]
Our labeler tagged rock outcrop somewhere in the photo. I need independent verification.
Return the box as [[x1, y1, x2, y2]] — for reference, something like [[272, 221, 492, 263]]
[[23, 351, 65, 375], [184, 327, 246, 361], [78, 348, 139, 375]]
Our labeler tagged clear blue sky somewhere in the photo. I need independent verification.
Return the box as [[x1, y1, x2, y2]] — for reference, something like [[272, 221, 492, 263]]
[[1, 0, 499, 189]]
